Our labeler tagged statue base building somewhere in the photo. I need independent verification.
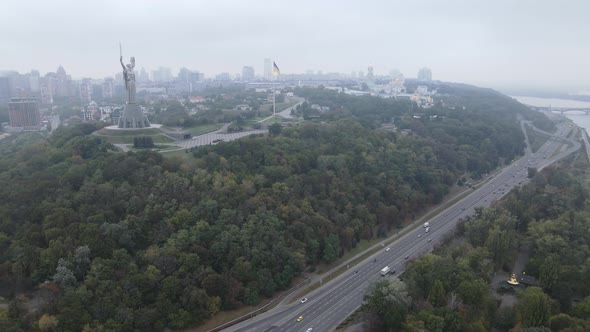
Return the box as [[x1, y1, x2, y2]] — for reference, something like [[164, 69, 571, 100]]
[[118, 103, 150, 128]]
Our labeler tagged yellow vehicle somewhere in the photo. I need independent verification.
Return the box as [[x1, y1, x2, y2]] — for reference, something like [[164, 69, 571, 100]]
[[297, 316, 303, 322]]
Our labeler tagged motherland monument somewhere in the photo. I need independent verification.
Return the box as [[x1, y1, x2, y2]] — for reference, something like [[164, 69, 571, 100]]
[[118, 46, 150, 128]]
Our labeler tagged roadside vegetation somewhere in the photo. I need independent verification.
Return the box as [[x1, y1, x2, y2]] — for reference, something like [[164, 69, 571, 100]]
[[361, 158, 590, 331]]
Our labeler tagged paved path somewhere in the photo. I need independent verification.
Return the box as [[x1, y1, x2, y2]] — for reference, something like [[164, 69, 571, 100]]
[[111, 123, 267, 153], [174, 129, 267, 150], [257, 100, 304, 123], [276, 100, 303, 119]]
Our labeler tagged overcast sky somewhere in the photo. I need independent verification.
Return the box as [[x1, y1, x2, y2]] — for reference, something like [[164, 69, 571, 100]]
[[2, 0, 588, 91]]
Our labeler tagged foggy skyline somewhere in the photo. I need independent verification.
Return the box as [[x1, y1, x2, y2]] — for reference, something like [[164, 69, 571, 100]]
[[2, 0, 589, 91]]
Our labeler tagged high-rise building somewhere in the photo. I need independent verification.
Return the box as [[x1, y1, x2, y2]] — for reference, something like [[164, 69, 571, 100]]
[[152, 67, 172, 82], [29, 70, 40, 93], [241, 66, 255, 81], [264, 58, 272, 80], [178, 67, 190, 82], [54, 65, 75, 97], [79, 79, 92, 103], [0, 77, 10, 104], [187, 70, 202, 83], [8, 73, 31, 97], [39, 77, 53, 105], [367, 65, 374, 80], [138, 67, 150, 82], [417, 67, 432, 81], [102, 78, 114, 98], [215, 73, 231, 81], [8, 97, 40, 129]]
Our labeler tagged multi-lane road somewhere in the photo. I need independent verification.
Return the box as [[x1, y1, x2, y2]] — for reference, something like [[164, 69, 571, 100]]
[[225, 121, 580, 332]]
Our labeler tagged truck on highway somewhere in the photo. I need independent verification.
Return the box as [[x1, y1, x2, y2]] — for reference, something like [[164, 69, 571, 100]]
[[423, 222, 429, 228], [380, 266, 390, 276]]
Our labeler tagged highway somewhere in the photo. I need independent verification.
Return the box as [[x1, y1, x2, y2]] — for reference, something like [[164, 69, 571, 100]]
[[225, 121, 580, 332]]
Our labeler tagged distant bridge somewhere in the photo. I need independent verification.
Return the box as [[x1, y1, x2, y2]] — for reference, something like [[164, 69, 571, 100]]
[[527, 106, 590, 115]]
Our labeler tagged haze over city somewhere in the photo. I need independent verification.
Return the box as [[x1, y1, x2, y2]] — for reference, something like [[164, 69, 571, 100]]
[[2, 0, 589, 91]]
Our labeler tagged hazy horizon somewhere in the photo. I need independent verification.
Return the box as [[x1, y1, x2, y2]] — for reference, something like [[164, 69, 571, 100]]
[[2, 0, 589, 92]]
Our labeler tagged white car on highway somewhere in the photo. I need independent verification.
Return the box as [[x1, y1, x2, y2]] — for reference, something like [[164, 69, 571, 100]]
[[300, 298, 308, 304]]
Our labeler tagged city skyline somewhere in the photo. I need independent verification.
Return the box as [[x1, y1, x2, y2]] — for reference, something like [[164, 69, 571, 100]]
[[2, 0, 590, 92]]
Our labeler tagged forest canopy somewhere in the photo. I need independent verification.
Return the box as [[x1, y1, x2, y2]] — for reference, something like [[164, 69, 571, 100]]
[[0, 84, 540, 330]]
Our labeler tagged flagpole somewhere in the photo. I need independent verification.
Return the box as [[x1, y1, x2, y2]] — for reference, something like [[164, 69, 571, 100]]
[[272, 61, 279, 118]]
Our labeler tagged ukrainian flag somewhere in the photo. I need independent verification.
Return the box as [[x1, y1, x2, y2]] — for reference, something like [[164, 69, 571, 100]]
[[273, 61, 280, 75]]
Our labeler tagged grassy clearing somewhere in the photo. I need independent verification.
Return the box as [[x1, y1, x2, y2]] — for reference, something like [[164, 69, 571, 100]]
[[129, 145, 177, 152], [161, 149, 193, 159], [260, 100, 300, 113], [335, 307, 365, 331], [187, 299, 273, 332], [262, 116, 282, 123], [525, 126, 550, 152], [184, 123, 224, 135]]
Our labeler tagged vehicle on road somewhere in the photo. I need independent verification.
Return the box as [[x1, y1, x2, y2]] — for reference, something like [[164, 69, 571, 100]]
[[423, 222, 429, 228], [427, 238, 432, 242], [380, 266, 390, 276], [425, 227, 430, 233], [404, 255, 409, 259], [300, 298, 308, 304], [297, 316, 303, 322], [418, 234, 422, 238], [385, 247, 391, 252], [306, 328, 313, 332]]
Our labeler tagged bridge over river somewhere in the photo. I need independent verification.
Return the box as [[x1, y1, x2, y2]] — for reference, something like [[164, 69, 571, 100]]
[[527, 106, 590, 115]]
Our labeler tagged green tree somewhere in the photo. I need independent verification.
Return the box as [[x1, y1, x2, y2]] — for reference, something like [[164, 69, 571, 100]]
[[364, 278, 411, 331], [52, 258, 76, 289], [38, 314, 59, 331], [269, 123, 282, 136], [539, 254, 561, 291], [485, 226, 515, 268], [428, 279, 446, 307], [322, 234, 340, 263], [548, 313, 586, 331], [456, 278, 487, 308], [517, 287, 553, 328]]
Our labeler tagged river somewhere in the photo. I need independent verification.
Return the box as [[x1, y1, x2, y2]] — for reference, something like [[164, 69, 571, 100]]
[[512, 96, 590, 134]]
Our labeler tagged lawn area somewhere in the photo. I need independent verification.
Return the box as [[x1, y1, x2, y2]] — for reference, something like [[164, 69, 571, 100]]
[[161, 149, 193, 159], [184, 123, 224, 135], [525, 125, 550, 152], [129, 144, 177, 152], [259, 100, 300, 113], [262, 116, 282, 123]]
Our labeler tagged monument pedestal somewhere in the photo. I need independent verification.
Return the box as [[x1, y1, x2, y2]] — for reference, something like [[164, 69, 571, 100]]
[[118, 103, 150, 128]]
